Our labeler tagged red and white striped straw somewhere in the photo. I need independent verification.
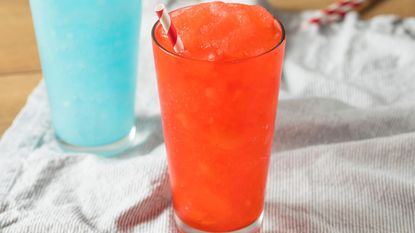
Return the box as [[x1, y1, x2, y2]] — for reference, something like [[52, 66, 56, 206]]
[[155, 4, 184, 53], [305, 0, 366, 27]]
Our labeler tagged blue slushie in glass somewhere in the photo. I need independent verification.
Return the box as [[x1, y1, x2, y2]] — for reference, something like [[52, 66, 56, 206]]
[[30, 0, 141, 156]]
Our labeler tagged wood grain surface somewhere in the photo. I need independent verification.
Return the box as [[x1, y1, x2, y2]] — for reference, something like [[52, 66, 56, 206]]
[[0, 0, 40, 75], [0, 0, 414, 136]]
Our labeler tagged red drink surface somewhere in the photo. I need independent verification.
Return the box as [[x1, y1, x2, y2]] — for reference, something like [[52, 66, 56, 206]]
[[156, 1, 283, 61], [152, 2, 285, 232]]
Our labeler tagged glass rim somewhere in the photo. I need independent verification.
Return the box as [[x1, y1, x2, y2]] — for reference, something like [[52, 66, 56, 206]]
[[151, 11, 286, 64]]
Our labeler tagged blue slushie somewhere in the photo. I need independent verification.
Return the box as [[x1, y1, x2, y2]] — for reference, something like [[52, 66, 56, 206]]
[[30, 0, 141, 151]]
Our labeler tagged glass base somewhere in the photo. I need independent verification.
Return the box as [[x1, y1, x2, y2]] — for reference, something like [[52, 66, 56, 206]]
[[174, 211, 263, 233], [56, 126, 137, 157]]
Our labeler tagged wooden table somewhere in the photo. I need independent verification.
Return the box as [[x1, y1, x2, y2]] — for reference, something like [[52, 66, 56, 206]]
[[0, 0, 414, 135], [1, 0, 41, 135]]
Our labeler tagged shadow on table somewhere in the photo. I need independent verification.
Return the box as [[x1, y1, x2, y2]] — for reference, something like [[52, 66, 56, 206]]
[[116, 170, 171, 232], [118, 115, 165, 158], [115, 178, 311, 232]]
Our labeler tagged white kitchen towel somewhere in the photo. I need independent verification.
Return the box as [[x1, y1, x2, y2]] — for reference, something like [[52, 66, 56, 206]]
[[1, 1, 415, 232]]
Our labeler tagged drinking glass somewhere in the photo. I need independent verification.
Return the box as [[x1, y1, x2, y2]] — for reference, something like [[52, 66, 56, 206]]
[[30, 0, 142, 156]]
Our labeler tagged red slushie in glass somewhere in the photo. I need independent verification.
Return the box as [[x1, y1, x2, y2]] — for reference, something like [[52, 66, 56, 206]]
[[152, 2, 285, 232]]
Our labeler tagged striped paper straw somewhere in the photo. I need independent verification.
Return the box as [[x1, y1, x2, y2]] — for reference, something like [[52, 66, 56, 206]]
[[155, 4, 184, 53], [305, 0, 366, 27]]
